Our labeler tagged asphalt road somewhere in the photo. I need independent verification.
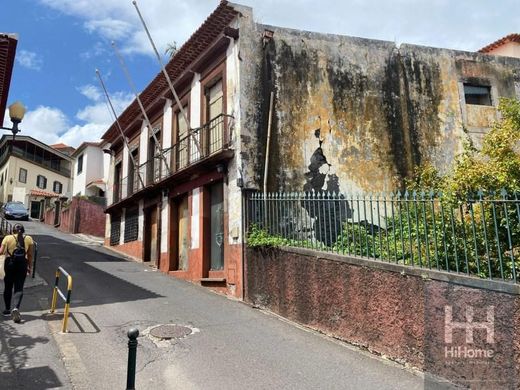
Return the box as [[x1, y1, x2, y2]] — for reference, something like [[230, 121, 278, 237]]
[[3, 221, 449, 389]]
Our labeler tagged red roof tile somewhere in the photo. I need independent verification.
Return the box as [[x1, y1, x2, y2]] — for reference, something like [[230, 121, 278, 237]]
[[30, 189, 60, 198], [50, 143, 70, 149], [478, 33, 520, 53], [0, 34, 18, 125], [86, 178, 105, 186]]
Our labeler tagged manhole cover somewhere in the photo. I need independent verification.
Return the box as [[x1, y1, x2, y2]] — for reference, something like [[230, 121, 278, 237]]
[[150, 324, 192, 340]]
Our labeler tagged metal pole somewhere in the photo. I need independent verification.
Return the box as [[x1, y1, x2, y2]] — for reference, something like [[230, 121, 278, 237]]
[[126, 328, 139, 390], [95, 69, 145, 190], [111, 42, 170, 174], [131, 0, 203, 156], [131, 0, 190, 130], [263, 91, 274, 223], [31, 242, 37, 278]]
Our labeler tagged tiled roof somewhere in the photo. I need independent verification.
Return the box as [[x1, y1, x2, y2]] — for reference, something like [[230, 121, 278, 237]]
[[479, 33, 520, 53], [87, 178, 105, 186], [0, 34, 18, 125], [50, 143, 70, 149], [30, 189, 60, 198], [101, 1, 239, 143]]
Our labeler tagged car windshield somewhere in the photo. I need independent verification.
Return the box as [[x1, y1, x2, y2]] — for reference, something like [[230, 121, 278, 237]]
[[6, 203, 26, 212]]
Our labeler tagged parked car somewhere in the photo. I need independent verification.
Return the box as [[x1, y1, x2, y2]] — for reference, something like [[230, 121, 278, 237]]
[[1, 202, 30, 221]]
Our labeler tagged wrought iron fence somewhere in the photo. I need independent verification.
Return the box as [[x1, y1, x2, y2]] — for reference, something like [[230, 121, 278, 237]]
[[111, 113, 232, 204], [247, 190, 520, 284]]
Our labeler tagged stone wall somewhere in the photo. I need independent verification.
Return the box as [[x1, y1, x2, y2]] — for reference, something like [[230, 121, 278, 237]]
[[246, 246, 520, 387], [240, 22, 520, 194]]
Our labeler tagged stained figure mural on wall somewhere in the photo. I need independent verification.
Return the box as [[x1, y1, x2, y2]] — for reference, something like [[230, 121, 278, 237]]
[[303, 125, 351, 246]]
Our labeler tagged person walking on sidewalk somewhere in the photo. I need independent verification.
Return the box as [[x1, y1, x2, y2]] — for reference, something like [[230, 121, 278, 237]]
[[1, 223, 34, 323]]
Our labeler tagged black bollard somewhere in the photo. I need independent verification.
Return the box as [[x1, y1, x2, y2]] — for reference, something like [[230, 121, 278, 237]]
[[126, 328, 139, 390]]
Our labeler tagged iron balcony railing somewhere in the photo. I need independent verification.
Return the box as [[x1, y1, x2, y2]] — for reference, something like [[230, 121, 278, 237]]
[[247, 190, 520, 284], [111, 114, 232, 204]]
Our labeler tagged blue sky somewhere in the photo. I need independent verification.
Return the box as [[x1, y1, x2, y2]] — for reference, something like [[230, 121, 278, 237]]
[[2, 0, 519, 148]]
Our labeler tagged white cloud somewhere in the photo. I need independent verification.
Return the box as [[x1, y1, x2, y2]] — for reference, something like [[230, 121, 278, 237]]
[[37, 0, 520, 55], [17, 106, 68, 144], [80, 42, 108, 60], [4, 88, 133, 148], [57, 122, 107, 147], [85, 18, 133, 40], [76, 90, 133, 125], [38, 0, 219, 56], [78, 84, 103, 102], [16, 50, 43, 71]]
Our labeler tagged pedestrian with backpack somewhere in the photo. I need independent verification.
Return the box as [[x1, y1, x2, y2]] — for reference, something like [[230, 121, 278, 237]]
[[1, 223, 34, 323]]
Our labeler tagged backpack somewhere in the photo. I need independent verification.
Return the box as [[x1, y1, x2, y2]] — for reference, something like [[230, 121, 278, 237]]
[[8, 235, 26, 263]]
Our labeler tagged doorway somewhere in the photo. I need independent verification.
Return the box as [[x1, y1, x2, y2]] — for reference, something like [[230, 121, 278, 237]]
[[144, 206, 160, 265], [176, 196, 189, 271], [30, 201, 41, 220], [209, 182, 224, 270]]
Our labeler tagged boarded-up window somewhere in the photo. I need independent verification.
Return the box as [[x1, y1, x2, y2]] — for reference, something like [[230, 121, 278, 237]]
[[124, 206, 139, 243], [110, 213, 121, 246]]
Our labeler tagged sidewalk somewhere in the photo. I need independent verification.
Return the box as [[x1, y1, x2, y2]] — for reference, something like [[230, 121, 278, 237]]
[[0, 272, 71, 389]]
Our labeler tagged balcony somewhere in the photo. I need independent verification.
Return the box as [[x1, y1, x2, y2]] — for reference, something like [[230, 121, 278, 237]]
[[111, 114, 233, 206]]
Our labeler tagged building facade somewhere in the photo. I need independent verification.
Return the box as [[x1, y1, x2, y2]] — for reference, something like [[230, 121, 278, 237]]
[[72, 141, 110, 199], [0, 135, 72, 220], [479, 33, 520, 59], [102, 2, 520, 298]]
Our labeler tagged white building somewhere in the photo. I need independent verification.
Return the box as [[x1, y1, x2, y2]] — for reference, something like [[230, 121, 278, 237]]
[[0, 135, 72, 219], [71, 141, 110, 198]]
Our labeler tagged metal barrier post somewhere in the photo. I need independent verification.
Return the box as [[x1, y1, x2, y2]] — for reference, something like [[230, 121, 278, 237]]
[[62, 273, 73, 333], [50, 269, 60, 313], [48, 267, 73, 332], [31, 242, 38, 279], [126, 328, 139, 390]]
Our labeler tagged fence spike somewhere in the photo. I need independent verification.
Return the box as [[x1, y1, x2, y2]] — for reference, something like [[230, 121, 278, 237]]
[[500, 188, 508, 198]]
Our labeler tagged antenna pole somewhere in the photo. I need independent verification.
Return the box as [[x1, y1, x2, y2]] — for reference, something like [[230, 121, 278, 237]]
[[131, 0, 203, 156], [132, 0, 190, 129], [111, 41, 170, 175], [96, 69, 146, 190]]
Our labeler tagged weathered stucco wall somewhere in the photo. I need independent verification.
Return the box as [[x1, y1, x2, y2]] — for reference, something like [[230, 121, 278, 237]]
[[240, 23, 520, 194], [246, 246, 520, 387]]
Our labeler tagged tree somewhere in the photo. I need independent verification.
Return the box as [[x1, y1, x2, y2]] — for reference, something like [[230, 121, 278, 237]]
[[164, 41, 178, 58]]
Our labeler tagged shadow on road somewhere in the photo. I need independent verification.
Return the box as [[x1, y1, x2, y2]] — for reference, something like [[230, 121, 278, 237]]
[[32, 235, 164, 310], [0, 319, 62, 389]]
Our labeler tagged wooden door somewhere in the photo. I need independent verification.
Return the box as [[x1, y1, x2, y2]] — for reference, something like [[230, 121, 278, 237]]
[[150, 207, 158, 263], [177, 196, 189, 270], [209, 182, 224, 270]]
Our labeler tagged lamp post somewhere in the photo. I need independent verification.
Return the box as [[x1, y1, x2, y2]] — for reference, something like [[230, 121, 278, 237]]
[[1, 101, 26, 144]]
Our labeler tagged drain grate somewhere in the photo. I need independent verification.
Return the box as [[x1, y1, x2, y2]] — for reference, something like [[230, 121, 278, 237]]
[[149, 324, 192, 340]]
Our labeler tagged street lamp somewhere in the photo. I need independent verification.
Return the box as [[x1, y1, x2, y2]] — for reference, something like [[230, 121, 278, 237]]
[[1, 101, 26, 142]]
